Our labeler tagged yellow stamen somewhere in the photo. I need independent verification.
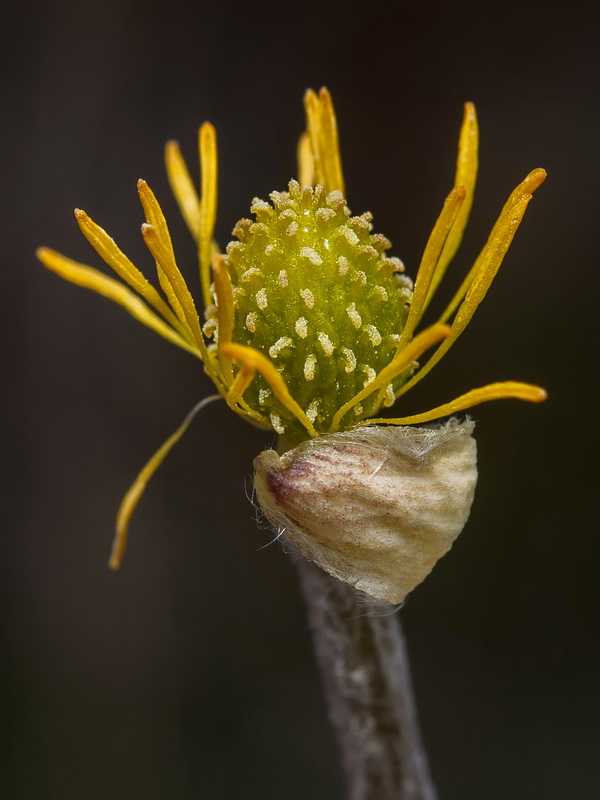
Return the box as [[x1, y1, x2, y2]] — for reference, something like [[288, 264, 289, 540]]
[[221, 342, 318, 437], [331, 323, 450, 432], [212, 254, 234, 383], [395, 185, 466, 350], [199, 122, 218, 308], [109, 395, 221, 569], [139, 226, 226, 395], [137, 180, 198, 343], [440, 168, 546, 324], [141, 223, 204, 349], [73, 208, 184, 335], [137, 179, 176, 258], [226, 361, 255, 401], [37, 248, 201, 359], [362, 381, 547, 427], [165, 140, 201, 238], [303, 88, 345, 195], [396, 192, 534, 399], [233, 398, 272, 427], [317, 87, 345, 195], [304, 89, 325, 188], [297, 131, 314, 189], [423, 102, 479, 313]]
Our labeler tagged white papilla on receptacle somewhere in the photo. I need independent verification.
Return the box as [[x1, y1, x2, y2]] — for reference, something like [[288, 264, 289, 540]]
[[253, 420, 477, 604]]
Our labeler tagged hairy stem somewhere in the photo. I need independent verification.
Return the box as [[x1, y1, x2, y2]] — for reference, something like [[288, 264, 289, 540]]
[[295, 556, 437, 800]]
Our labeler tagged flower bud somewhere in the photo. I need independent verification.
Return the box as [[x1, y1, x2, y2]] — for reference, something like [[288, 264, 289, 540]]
[[254, 420, 477, 604], [221, 180, 413, 441]]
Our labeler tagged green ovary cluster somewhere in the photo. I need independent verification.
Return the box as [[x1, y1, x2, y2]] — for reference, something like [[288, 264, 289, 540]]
[[214, 180, 414, 442]]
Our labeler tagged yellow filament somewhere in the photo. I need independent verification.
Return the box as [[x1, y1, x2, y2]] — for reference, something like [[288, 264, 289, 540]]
[[199, 122, 218, 308], [212, 254, 234, 383], [73, 208, 183, 333], [331, 323, 450, 432], [141, 224, 204, 349], [396, 193, 534, 399], [137, 180, 198, 343], [303, 88, 345, 194], [226, 362, 255, 401], [165, 140, 201, 238], [37, 248, 201, 359], [233, 398, 272, 427], [423, 102, 479, 313], [220, 342, 318, 437], [304, 89, 325, 188], [396, 186, 466, 350], [139, 226, 226, 396], [363, 381, 547, 427], [317, 87, 345, 195], [297, 132, 314, 188], [109, 395, 221, 569], [440, 168, 546, 324]]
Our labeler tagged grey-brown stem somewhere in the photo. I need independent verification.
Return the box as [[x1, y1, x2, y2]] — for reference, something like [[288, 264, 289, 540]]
[[295, 555, 437, 800]]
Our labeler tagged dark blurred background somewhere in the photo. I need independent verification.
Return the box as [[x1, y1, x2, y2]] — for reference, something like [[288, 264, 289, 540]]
[[1, 1, 598, 798]]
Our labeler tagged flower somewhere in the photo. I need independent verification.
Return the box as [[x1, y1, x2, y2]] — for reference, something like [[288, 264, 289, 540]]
[[37, 88, 546, 569]]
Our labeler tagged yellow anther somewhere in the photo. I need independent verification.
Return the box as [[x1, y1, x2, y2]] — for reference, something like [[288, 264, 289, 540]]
[[137, 179, 176, 259]]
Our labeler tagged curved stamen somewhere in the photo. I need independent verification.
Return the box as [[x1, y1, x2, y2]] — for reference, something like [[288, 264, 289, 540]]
[[141, 223, 204, 349], [422, 102, 479, 314], [37, 248, 201, 359], [139, 223, 229, 395], [221, 342, 318, 437], [137, 179, 177, 259], [303, 88, 345, 195], [138, 181, 198, 344], [439, 168, 546, 325], [297, 131, 314, 189], [212, 254, 235, 384], [395, 186, 466, 352], [318, 87, 345, 195], [199, 122, 218, 308], [331, 323, 450, 432], [396, 190, 535, 400], [304, 89, 326, 189], [73, 208, 186, 337], [362, 381, 547, 427], [109, 395, 222, 570], [165, 139, 201, 238]]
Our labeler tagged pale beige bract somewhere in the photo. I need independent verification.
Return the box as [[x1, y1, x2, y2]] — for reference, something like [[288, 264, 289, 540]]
[[254, 421, 477, 604]]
